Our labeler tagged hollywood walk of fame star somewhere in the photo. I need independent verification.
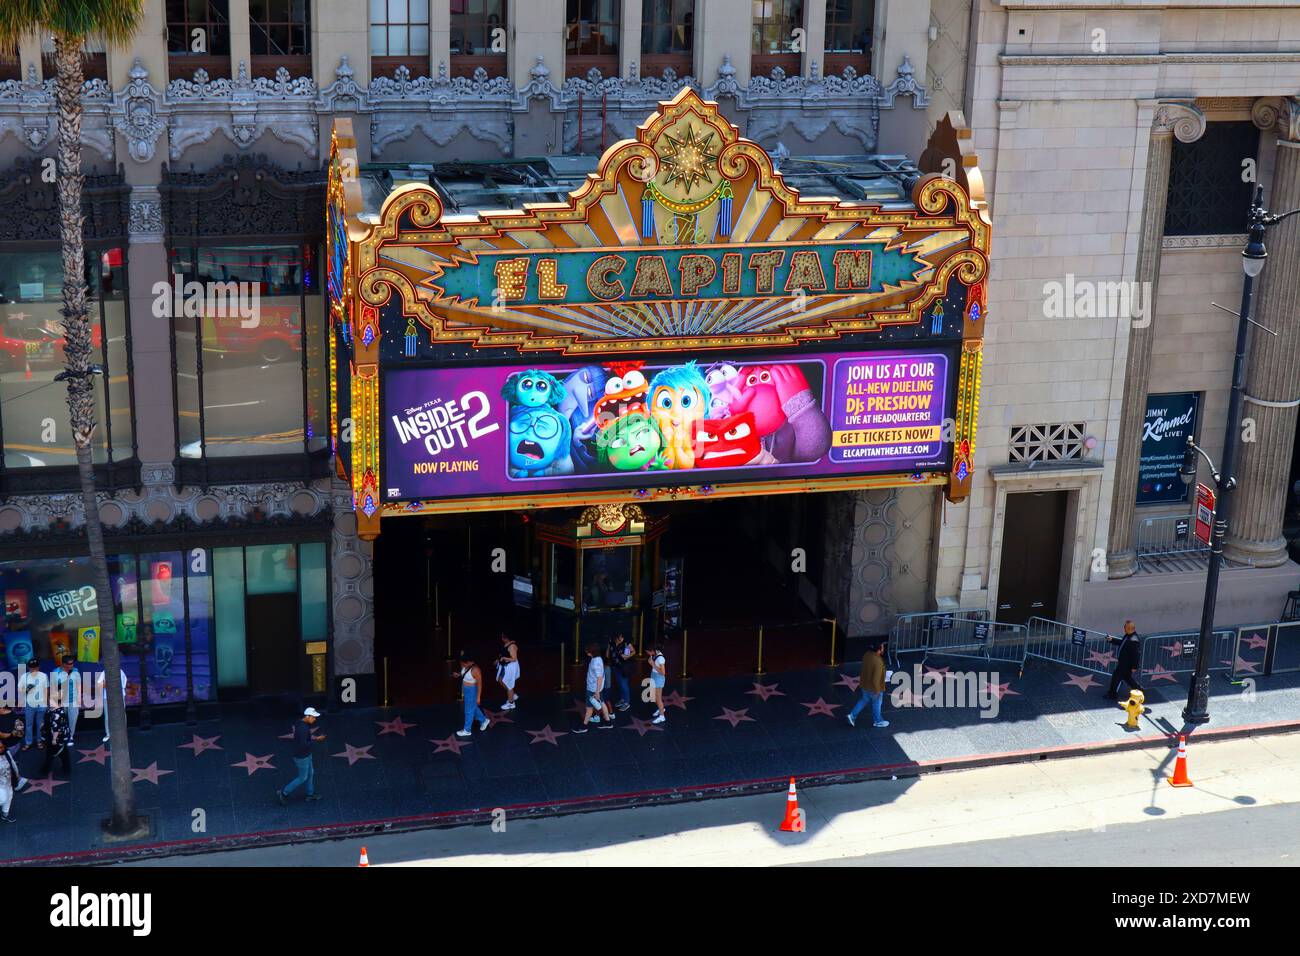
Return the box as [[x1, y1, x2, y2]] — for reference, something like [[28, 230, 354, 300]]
[[746, 682, 785, 701], [527, 725, 564, 746], [983, 681, 1020, 701], [1162, 641, 1185, 657], [894, 689, 922, 707], [800, 697, 841, 717], [713, 706, 755, 728], [178, 734, 223, 755], [833, 673, 860, 692], [483, 708, 514, 727], [76, 744, 110, 765], [564, 699, 586, 716], [376, 716, 417, 736], [1233, 656, 1261, 675], [21, 775, 69, 796], [662, 690, 693, 710], [622, 716, 664, 737], [1244, 633, 1270, 651], [1063, 673, 1100, 692], [430, 734, 472, 755], [333, 743, 376, 766], [1085, 649, 1117, 667], [1146, 664, 1178, 683], [131, 762, 174, 785], [231, 753, 275, 775]]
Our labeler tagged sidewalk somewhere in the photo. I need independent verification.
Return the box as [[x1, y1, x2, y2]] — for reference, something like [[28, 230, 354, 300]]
[[3, 641, 1298, 865]]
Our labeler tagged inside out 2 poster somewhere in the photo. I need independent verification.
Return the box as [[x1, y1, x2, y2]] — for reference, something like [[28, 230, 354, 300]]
[[382, 349, 952, 501]]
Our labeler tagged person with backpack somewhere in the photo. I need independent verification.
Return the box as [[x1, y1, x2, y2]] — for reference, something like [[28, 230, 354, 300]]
[[457, 652, 491, 739], [604, 633, 633, 712], [647, 643, 667, 724], [496, 634, 521, 711], [574, 644, 615, 733]]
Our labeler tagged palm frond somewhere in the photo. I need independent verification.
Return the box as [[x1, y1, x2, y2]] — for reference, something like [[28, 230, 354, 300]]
[[0, 0, 144, 52]]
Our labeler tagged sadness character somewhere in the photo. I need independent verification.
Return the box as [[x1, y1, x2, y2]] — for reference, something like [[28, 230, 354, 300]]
[[508, 406, 573, 478], [648, 361, 709, 469], [598, 412, 667, 471], [501, 369, 566, 409]]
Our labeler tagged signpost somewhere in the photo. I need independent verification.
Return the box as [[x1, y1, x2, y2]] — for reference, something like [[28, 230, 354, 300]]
[[1195, 482, 1216, 546]]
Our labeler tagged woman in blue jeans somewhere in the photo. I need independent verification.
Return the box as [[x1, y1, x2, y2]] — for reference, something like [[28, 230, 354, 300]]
[[456, 653, 491, 739]]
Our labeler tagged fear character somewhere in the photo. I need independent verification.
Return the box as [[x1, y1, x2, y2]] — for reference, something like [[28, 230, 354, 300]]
[[704, 363, 743, 418], [690, 411, 775, 468], [598, 412, 668, 471], [558, 364, 607, 472], [508, 405, 574, 478], [729, 363, 832, 464], [648, 361, 710, 469], [501, 369, 566, 409], [593, 361, 649, 431]]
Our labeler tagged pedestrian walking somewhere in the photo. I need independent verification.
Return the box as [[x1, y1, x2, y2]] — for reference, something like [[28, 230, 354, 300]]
[[50, 657, 81, 741], [276, 707, 326, 804], [18, 659, 46, 751], [38, 706, 71, 777], [496, 634, 520, 710], [647, 643, 667, 724], [605, 633, 633, 712], [1105, 620, 1144, 700], [456, 652, 491, 738], [573, 643, 615, 733], [0, 741, 18, 823], [847, 640, 890, 728]]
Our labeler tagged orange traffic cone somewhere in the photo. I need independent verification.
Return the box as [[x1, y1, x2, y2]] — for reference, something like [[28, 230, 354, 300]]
[[778, 777, 803, 832], [1168, 735, 1194, 788], [358, 846, 370, 867]]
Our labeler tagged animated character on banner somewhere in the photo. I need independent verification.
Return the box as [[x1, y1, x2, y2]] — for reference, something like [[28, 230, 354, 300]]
[[690, 411, 778, 467], [558, 365, 608, 472], [592, 362, 649, 431], [728, 363, 832, 464], [508, 405, 574, 478], [704, 363, 743, 419], [501, 369, 566, 410], [597, 412, 669, 472], [648, 362, 709, 469]]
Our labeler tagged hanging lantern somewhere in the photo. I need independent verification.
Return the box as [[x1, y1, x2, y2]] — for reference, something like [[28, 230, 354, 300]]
[[403, 317, 419, 357], [929, 300, 945, 335], [641, 185, 656, 239]]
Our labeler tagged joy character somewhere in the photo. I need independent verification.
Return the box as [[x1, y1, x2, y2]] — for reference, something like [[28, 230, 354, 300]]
[[598, 412, 668, 471], [728, 363, 832, 464], [690, 411, 776, 468], [704, 363, 743, 419], [508, 405, 574, 478], [648, 361, 709, 469], [558, 364, 608, 472], [592, 361, 649, 430], [501, 369, 566, 409]]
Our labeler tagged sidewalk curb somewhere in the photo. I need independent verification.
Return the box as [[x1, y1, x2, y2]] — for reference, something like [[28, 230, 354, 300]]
[[10, 716, 1299, 867]]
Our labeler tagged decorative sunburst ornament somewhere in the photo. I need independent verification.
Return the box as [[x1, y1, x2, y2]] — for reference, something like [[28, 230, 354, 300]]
[[660, 124, 718, 196]]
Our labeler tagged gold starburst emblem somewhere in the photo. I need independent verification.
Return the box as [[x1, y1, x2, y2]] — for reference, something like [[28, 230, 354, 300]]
[[660, 124, 719, 196]]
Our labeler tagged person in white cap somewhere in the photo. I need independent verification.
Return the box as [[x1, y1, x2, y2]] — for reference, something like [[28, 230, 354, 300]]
[[277, 707, 326, 805]]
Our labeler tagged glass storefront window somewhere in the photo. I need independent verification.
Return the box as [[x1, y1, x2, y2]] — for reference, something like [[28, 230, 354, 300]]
[[0, 248, 133, 468], [583, 546, 633, 611], [551, 544, 576, 610], [213, 547, 247, 688], [299, 542, 327, 642]]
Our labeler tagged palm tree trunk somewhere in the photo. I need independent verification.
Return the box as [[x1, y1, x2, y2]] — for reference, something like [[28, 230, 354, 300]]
[[53, 35, 138, 836]]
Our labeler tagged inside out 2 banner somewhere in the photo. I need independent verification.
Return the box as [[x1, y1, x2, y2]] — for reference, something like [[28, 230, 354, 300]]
[[382, 348, 954, 502]]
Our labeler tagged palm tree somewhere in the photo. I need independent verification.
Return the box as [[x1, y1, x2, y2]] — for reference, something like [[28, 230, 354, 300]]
[[0, 1, 145, 836]]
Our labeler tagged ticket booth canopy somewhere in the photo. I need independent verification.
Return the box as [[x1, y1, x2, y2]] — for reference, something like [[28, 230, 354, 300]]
[[327, 88, 990, 539]]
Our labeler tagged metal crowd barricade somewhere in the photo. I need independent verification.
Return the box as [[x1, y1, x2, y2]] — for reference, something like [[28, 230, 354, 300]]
[[890, 610, 989, 669], [1024, 617, 1117, 676], [890, 610, 1025, 675], [1270, 620, 1300, 674], [1137, 628, 1236, 680], [1134, 512, 1208, 569]]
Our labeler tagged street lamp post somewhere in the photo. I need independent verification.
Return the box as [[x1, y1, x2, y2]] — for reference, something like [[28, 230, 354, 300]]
[[1179, 186, 1300, 725]]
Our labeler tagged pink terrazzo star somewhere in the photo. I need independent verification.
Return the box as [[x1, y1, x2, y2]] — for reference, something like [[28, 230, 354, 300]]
[[713, 706, 755, 728], [1146, 664, 1178, 683], [482, 708, 514, 727], [746, 681, 785, 701], [76, 744, 110, 766], [21, 774, 69, 796], [924, 665, 951, 675], [333, 743, 376, 766], [1063, 673, 1100, 692], [983, 680, 1020, 701], [1162, 641, 1185, 657], [430, 734, 471, 755], [833, 673, 860, 692], [131, 762, 174, 785], [622, 716, 664, 737], [800, 697, 841, 717], [1243, 633, 1270, 651], [1085, 649, 1117, 667], [662, 690, 693, 710], [376, 716, 417, 736], [178, 734, 223, 755], [231, 753, 275, 775], [527, 725, 564, 746], [1232, 656, 1261, 675]]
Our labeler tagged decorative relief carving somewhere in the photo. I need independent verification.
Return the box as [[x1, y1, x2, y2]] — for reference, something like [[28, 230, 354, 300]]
[[1252, 96, 1300, 144]]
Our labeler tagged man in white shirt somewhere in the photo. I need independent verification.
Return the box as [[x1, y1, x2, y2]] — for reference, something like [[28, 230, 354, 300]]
[[18, 659, 47, 750], [573, 643, 615, 733]]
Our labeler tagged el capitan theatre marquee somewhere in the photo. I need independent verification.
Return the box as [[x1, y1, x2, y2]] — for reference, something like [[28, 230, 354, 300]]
[[327, 89, 990, 540]]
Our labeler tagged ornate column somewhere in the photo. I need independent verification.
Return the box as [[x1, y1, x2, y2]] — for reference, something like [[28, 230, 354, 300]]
[[1223, 97, 1300, 568], [1106, 100, 1206, 578]]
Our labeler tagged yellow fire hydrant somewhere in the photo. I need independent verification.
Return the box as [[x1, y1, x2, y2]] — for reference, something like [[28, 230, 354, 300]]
[[1121, 689, 1145, 730]]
